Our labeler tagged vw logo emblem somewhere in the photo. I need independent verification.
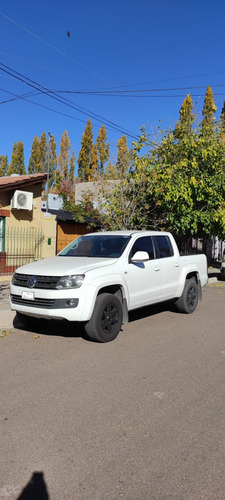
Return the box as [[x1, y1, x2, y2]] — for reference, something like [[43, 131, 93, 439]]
[[27, 276, 37, 288]]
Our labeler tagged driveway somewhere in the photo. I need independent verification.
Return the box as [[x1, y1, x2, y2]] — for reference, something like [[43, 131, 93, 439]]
[[1, 280, 225, 499]]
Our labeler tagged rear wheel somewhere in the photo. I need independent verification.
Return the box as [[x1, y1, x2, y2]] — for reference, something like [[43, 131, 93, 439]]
[[85, 293, 123, 343], [175, 277, 198, 314]]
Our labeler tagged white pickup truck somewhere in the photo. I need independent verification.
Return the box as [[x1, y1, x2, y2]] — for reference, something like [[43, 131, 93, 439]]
[[10, 231, 208, 342]]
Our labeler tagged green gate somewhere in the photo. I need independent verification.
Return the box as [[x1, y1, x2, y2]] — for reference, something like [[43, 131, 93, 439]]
[[0, 226, 44, 275]]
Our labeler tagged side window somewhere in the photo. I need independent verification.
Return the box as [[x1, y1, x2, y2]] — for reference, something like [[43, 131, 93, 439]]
[[154, 236, 174, 258], [130, 236, 154, 260]]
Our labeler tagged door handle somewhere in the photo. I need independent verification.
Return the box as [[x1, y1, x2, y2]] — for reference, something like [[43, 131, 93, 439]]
[[154, 266, 160, 272], [175, 263, 179, 267]]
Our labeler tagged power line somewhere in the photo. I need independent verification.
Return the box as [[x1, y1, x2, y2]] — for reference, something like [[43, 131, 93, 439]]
[[0, 62, 138, 139], [53, 83, 225, 95]]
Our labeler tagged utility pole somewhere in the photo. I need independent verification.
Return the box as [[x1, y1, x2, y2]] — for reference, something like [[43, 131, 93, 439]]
[[46, 131, 51, 214]]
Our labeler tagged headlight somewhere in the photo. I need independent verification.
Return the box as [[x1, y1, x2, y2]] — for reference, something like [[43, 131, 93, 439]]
[[56, 275, 85, 289]]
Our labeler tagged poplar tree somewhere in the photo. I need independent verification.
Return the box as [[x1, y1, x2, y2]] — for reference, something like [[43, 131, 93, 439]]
[[174, 93, 195, 140], [58, 130, 71, 180], [201, 86, 217, 135], [220, 101, 225, 141], [96, 125, 109, 176], [77, 119, 93, 181], [8, 142, 26, 175], [0, 155, 8, 176], [90, 144, 99, 180], [38, 132, 48, 172], [116, 135, 130, 177], [48, 134, 57, 188], [28, 136, 40, 173], [69, 149, 76, 184]]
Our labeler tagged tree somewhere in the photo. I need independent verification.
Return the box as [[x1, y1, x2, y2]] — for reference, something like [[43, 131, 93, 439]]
[[116, 135, 131, 177], [48, 134, 57, 188], [8, 142, 26, 175], [174, 93, 195, 140], [28, 136, 40, 174], [96, 125, 109, 176], [90, 144, 99, 179], [149, 102, 225, 246], [96, 130, 159, 230], [200, 86, 217, 135], [220, 101, 225, 141], [0, 155, 8, 176], [58, 130, 71, 181], [58, 148, 76, 202], [38, 132, 48, 172], [77, 119, 94, 181], [69, 149, 76, 184]]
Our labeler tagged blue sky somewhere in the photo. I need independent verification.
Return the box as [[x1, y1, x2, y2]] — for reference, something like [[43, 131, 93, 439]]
[[1, 0, 225, 174]]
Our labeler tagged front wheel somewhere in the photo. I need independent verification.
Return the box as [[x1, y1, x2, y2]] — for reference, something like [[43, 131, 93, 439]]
[[85, 293, 123, 343], [175, 277, 198, 314]]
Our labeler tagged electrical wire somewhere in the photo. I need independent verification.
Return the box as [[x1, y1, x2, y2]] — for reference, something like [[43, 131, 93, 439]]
[[0, 62, 138, 139]]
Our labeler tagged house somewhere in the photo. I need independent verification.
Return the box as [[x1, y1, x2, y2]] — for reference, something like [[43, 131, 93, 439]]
[[0, 173, 57, 274]]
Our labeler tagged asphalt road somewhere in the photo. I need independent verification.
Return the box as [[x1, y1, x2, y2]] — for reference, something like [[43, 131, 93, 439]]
[[1, 281, 225, 500]]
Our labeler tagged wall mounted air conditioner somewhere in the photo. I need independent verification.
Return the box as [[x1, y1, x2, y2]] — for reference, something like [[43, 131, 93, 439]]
[[11, 190, 33, 211]]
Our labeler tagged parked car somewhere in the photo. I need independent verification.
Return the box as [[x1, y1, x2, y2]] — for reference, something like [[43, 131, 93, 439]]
[[10, 231, 208, 342]]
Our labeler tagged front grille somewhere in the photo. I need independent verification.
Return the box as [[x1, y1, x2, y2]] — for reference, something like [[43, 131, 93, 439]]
[[11, 294, 55, 308], [13, 273, 59, 289]]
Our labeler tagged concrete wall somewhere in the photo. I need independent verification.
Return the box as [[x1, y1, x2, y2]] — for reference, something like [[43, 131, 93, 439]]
[[0, 185, 57, 258]]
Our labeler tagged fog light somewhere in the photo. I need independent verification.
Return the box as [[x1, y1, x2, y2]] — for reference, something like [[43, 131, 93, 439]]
[[65, 299, 76, 307]]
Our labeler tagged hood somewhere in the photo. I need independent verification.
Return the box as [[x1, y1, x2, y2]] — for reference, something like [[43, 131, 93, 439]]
[[15, 256, 118, 276]]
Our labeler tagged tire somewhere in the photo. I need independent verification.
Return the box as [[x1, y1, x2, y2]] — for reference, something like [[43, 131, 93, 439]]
[[85, 293, 123, 343], [175, 277, 198, 314]]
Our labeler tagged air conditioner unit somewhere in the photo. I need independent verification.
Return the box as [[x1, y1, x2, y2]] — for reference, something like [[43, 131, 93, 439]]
[[11, 190, 33, 211]]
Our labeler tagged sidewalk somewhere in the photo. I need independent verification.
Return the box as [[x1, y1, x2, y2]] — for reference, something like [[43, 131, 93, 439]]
[[0, 279, 15, 329]]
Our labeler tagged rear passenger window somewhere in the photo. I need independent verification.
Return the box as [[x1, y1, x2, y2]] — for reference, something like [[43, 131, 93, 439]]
[[130, 236, 155, 260], [155, 236, 174, 258]]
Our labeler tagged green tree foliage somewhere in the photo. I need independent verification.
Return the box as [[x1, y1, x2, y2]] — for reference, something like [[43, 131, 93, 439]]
[[220, 101, 225, 141], [104, 160, 118, 179], [58, 130, 71, 181], [95, 90, 225, 244], [201, 86, 217, 135], [90, 144, 99, 179], [0, 155, 8, 176], [8, 142, 26, 175], [28, 136, 40, 174], [116, 135, 131, 177], [149, 91, 225, 244], [97, 130, 159, 230], [69, 149, 76, 183], [174, 93, 195, 140], [77, 119, 94, 181], [96, 125, 109, 176], [48, 134, 57, 188], [38, 132, 48, 172]]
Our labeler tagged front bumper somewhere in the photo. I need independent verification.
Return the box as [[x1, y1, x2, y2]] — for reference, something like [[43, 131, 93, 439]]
[[9, 283, 95, 322]]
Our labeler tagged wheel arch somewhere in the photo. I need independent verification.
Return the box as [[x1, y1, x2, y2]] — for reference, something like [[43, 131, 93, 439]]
[[176, 269, 202, 300], [97, 284, 129, 323]]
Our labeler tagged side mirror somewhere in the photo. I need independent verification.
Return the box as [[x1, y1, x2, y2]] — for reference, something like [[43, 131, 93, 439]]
[[131, 251, 149, 262]]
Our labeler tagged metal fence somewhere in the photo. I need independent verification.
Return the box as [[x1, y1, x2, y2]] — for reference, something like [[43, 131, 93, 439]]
[[0, 226, 44, 275]]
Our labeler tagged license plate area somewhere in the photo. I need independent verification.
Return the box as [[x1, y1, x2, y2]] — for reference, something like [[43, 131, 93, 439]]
[[22, 291, 35, 301]]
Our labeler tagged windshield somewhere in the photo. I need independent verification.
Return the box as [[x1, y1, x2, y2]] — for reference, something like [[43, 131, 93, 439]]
[[59, 235, 131, 258]]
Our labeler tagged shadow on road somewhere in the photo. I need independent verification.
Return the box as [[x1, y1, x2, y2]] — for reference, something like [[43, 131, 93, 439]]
[[13, 300, 177, 341], [17, 471, 49, 500], [13, 313, 89, 340], [128, 300, 177, 322]]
